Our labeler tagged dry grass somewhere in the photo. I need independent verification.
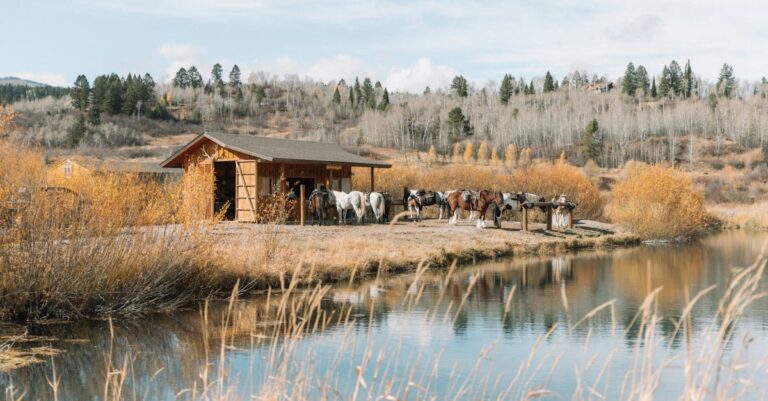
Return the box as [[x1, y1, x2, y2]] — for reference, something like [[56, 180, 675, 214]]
[[607, 163, 708, 239], [353, 161, 603, 220]]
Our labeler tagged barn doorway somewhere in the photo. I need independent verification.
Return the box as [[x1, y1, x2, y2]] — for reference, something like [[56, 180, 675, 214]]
[[286, 177, 315, 198], [214, 161, 236, 220]]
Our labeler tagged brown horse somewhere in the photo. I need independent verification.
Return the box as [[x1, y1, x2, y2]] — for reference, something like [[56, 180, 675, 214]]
[[447, 190, 504, 228], [308, 185, 335, 225]]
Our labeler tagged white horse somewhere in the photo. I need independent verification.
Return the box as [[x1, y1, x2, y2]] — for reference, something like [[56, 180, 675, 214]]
[[329, 190, 366, 224], [367, 192, 386, 223]]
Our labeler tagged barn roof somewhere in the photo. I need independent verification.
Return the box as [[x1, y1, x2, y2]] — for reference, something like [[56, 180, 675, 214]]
[[161, 132, 392, 168]]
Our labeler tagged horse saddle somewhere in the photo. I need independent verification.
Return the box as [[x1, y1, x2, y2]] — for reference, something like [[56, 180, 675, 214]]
[[422, 192, 436, 205], [461, 190, 473, 203]]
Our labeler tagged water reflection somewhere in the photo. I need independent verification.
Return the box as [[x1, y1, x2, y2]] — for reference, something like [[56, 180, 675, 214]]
[[3, 231, 768, 400]]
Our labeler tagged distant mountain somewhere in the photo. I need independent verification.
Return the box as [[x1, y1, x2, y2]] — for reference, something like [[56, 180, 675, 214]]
[[0, 77, 50, 87]]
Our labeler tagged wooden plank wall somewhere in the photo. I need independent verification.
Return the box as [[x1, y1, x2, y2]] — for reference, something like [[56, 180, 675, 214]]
[[235, 160, 257, 222]]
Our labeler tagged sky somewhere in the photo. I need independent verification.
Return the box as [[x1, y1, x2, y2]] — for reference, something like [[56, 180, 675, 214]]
[[2, 0, 767, 92]]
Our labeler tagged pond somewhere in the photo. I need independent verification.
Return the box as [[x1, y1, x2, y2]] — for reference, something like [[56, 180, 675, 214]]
[[3, 231, 768, 400]]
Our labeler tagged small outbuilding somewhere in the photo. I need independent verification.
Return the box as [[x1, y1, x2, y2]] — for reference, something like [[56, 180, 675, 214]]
[[48, 158, 182, 185], [160, 132, 391, 222]]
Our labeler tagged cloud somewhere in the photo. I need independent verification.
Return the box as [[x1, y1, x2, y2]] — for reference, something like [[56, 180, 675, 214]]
[[384, 58, 457, 93], [158, 43, 205, 81], [304, 55, 369, 84], [11, 71, 69, 87], [158, 43, 204, 61], [607, 15, 664, 41]]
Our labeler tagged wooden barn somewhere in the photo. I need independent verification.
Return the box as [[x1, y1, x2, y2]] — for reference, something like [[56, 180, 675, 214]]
[[160, 132, 391, 222]]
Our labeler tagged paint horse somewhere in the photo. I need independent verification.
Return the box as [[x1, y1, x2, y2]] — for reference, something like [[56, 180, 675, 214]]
[[328, 190, 367, 225], [404, 188, 453, 221], [447, 190, 504, 228]]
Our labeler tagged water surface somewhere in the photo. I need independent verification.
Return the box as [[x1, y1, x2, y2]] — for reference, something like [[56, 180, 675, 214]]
[[3, 231, 768, 400]]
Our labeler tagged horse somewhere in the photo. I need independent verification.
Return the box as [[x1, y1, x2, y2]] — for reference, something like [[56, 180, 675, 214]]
[[308, 185, 333, 225], [367, 191, 387, 223], [329, 190, 366, 225], [436, 191, 454, 220], [551, 194, 571, 229], [513, 192, 547, 211], [447, 190, 504, 228]]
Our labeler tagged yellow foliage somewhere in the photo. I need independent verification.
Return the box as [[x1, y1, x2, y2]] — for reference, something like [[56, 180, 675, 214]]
[[607, 164, 707, 239], [490, 146, 500, 166], [463, 142, 475, 164], [477, 142, 489, 165], [518, 147, 532, 169], [504, 144, 517, 169], [0, 106, 16, 136], [558, 151, 567, 165], [427, 144, 438, 165], [452, 143, 462, 164]]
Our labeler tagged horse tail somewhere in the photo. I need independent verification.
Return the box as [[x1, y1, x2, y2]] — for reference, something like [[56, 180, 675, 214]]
[[359, 193, 366, 222]]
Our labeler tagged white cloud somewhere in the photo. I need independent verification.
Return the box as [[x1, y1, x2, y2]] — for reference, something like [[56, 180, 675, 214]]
[[158, 43, 204, 61], [384, 58, 456, 93], [12, 71, 69, 87], [158, 43, 205, 81], [304, 55, 369, 84]]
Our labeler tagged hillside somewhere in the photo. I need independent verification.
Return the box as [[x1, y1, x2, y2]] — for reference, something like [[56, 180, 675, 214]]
[[0, 77, 49, 87]]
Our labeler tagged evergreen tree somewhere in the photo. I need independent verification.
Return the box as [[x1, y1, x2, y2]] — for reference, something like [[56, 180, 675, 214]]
[[106, 74, 123, 115], [447, 107, 469, 142], [451, 75, 468, 97], [659, 66, 671, 97], [374, 81, 382, 89], [87, 103, 101, 125], [581, 118, 602, 162], [188, 66, 203, 89], [71, 75, 90, 111], [211, 63, 225, 94], [332, 86, 342, 104], [621, 62, 637, 96], [229, 65, 242, 89], [379, 88, 390, 110], [683, 60, 694, 98], [650, 76, 658, 98], [65, 113, 87, 148], [527, 81, 535, 95], [423, 86, 431, 95], [634, 65, 650, 95], [348, 85, 354, 105], [499, 74, 513, 105], [668, 60, 683, 96], [173, 67, 189, 88], [353, 77, 362, 106], [543, 71, 555, 93], [362, 78, 375, 109], [91, 75, 108, 114], [717, 63, 736, 98]]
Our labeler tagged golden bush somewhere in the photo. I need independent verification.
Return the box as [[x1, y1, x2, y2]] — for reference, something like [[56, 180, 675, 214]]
[[607, 164, 707, 239], [504, 144, 517, 169]]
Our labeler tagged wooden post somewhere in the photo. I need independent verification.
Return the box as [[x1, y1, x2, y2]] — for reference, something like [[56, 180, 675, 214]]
[[299, 184, 305, 226], [329, 169, 334, 191], [546, 205, 553, 231], [568, 208, 574, 228], [370, 167, 375, 192], [522, 207, 529, 231]]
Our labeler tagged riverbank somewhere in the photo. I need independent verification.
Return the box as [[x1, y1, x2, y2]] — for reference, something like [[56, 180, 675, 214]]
[[211, 218, 641, 288]]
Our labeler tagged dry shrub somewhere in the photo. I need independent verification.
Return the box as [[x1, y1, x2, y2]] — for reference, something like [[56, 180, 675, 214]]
[[607, 164, 707, 239], [354, 161, 602, 219]]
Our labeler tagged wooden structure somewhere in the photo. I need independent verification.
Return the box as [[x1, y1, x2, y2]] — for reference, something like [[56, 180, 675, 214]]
[[520, 201, 576, 232], [161, 132, 391, 222]]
